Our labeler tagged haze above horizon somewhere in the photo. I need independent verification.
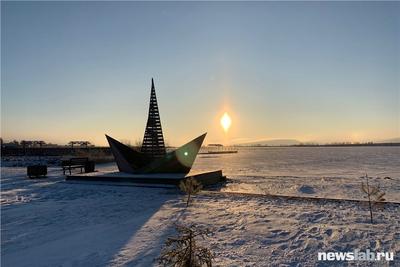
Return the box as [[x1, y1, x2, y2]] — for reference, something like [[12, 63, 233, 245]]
[[1, 2, 399, 146]]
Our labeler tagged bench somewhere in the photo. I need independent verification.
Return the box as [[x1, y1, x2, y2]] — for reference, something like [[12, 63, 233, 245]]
[[61, 157, 89, 175]]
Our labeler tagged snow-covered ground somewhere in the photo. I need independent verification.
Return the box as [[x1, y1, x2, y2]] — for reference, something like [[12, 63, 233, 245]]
[[222, 174, 400, 203], [1, 166, 399, 266]]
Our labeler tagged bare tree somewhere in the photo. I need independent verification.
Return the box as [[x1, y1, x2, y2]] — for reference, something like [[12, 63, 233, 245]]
[[79, 141, 91, 148], [164, 139, 171, 148], [33, 141, 46, 148], [361, 173, 386, 223], [179, 177, 202, 207], [158, 224, 213, 267], [68, 141, 92, 152], [133, 138, 142, 149]]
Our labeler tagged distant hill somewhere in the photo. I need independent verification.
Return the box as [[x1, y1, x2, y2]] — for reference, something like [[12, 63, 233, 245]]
[[235, 137, 400, 147], [237, 139, 302, 146], [380, 137, 400, 143]]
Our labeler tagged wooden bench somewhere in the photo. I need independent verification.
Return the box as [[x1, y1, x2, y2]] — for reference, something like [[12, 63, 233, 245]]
[[61, 157, 89, 175]]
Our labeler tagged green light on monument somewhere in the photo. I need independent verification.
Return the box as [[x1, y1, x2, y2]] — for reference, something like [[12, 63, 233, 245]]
[[184, 152, 188, 156]]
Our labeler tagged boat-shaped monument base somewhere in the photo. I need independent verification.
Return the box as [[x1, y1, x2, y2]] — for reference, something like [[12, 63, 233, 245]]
[[65, 170, 225, 186]]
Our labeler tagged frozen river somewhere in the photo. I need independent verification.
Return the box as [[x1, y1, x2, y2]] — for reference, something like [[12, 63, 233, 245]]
[[193, 146, 400, 179]]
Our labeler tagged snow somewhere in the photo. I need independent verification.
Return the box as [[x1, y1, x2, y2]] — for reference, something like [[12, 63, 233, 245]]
[[221, 174, 400, 202], [1, 164, 399, 266]]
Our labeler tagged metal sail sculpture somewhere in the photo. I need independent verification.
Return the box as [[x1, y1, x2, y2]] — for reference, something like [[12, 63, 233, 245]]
[[106, 79, 206, 174]]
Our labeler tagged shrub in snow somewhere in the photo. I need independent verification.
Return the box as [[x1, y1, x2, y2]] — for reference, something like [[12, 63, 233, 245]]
[[179, 177, 202, 207], [361, 173, 385, 223], [158, 224, 213, 267]]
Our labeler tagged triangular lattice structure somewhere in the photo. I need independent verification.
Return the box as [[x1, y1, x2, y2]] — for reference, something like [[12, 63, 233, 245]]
[[141, 78, 166, 158]]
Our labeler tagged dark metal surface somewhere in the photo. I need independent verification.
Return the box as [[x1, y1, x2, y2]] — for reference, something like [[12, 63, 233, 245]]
[[106, 133, 206, 174]]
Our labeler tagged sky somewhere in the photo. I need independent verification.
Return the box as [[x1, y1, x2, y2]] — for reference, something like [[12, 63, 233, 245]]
[[1, 1, 399, 146]]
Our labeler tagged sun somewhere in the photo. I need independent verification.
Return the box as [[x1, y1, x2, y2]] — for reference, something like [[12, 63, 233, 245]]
[[220, 112, 232, 133]]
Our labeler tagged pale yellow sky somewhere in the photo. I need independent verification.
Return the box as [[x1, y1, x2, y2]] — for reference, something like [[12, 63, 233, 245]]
[[2, 2, 399, 146]]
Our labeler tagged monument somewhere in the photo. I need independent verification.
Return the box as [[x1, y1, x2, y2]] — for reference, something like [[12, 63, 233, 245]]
[[106, 79, 206, 174], [66, 79, 224, 186]]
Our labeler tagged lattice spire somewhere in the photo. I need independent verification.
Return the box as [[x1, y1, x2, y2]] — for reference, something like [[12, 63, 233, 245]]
[[141, 78, 166, 158]]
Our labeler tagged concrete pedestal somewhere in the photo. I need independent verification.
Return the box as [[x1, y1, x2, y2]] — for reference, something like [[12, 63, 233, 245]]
[[65, 170, 225, 187]]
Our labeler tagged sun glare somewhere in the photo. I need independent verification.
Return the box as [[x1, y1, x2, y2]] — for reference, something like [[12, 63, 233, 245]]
[[220, 112, 232, 133]]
